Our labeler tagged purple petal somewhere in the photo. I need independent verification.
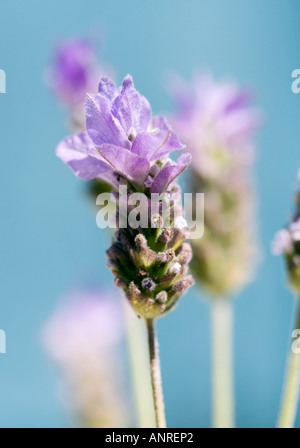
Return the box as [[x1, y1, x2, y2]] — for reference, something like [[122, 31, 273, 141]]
[[98, 76, 117, 101], [56, 132, 114, 181], [111, 75, 151, 134], [130, 132, 160, 160], [151, 153, 192, 194], [131, 116, 185, 161], [89, 144, 150, 185], [139, 96, 152, 130], [85, 93, 130, 149]]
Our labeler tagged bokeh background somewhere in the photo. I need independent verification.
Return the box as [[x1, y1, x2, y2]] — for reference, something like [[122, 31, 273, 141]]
[[0, 0, 300, 428]]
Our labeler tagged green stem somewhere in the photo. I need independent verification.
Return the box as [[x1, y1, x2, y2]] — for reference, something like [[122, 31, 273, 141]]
[[277, 298, 300, 428], [146, 319, 167, 428], [123, 301, 156, 428], [211, 299, 235, 428]]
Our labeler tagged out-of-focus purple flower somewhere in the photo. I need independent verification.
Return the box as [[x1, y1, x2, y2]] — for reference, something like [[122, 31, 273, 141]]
[[290, 219, 300, 242], [170, 74, 261, 178], [44, 290, 121, 361], [272, 175, 300, 293], [48, 38, 102, 105], [43, 289, 129, 428], [272, 191, 300, 256], [47, 37, 115, 133], [272, 229, 293, 255], [169, 74, 261, 296], [57, 75, 190, 193]]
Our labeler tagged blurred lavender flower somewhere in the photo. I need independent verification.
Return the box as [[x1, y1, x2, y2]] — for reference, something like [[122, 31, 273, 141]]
[[170, 74, 261, 428], [46, 37, 112, 131], [50, 39, 98, 104], [171, 75, 260, 179], [170, 74, 261, 296], [272, 229, 293, 256], [43, 290, 129, 428], [272, 175, 300, 292], [273, 174, 300, 428]]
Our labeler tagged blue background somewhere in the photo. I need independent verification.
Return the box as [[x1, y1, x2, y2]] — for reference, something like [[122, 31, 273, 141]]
[[0, 0, 299, 428]]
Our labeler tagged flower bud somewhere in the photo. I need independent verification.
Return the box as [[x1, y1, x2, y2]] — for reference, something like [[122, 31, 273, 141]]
[[106, 183, 194, 319]]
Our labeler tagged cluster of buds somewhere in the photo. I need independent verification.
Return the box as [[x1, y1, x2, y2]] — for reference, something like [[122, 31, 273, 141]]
[[272, 175, 300, 292], [107, 185, 194, 319], [170, 74, 261, 297]]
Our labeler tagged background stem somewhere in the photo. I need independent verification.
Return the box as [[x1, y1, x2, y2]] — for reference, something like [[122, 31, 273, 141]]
[[211, 298, 235, 428], [123, 301, 156, 428], [146, 319, 167, 428], [277, 297, 300, 428]]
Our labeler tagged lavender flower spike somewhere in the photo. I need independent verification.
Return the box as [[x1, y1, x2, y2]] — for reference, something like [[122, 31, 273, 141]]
[[56, 75, 194, 428], [273, 174, 300, 428], [169, 74, 261, 429], [272, 173, 300, 292], [170, 74, 261, 296]]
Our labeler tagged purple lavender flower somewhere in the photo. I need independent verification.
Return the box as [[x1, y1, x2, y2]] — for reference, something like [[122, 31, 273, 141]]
[[272, 174, 300, 292], [56, 75, 193, 320], [48, 38, 102, 105], [170, 74, 261, 178], [170, 74, 261, 296], [272, 229, 293, 256], [46, 37, 115, 133], [274, 173, 300, 428], [44, 290, 122, 359], [56, 77, 194, 427], [169, 74, 261, 429], [43, 289, 129, 428], [57, 75, 191, 193]]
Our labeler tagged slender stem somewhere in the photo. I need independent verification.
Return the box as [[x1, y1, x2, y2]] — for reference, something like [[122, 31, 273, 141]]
[[277, 298, 300, 428], [146, 319, 167, 428], [123, 301, 156, 428], [211, 299, 235, 428]]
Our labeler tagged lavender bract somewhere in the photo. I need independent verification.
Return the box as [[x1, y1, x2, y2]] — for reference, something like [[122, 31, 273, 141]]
[[57, 75, 190, 193], [56, 75, 193, 319]]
